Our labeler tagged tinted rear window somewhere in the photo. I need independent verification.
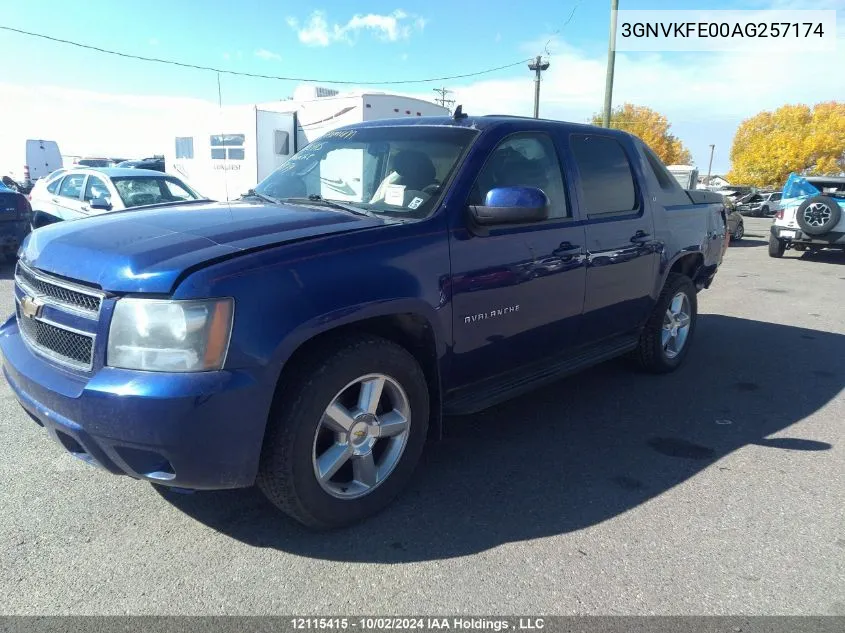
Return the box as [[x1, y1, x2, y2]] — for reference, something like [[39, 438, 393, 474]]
[[570, 134, 637, 215]]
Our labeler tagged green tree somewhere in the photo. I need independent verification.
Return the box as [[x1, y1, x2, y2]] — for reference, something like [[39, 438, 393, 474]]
[[591, 104, 692, 165], [727, 102, 845, 188]]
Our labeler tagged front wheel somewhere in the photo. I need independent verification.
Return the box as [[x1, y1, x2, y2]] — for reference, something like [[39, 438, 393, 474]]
[[257, 335, 429, 529], [768, 234, 786, 258], [636, 273, 697, 374], [733, 221, 744, 240]]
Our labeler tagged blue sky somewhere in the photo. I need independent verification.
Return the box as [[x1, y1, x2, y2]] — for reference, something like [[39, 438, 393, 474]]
[[1, 0, 843, 174]]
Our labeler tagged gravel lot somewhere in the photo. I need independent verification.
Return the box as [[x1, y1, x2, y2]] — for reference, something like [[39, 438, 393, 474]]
[[1, 217, 843, 615]]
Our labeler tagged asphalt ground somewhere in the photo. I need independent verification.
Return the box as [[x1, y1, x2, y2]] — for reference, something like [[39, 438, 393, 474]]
[[1, 216, 843, 615]]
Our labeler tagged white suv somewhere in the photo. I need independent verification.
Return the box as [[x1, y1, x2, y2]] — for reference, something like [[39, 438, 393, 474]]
[[769, 175, 845, 258]]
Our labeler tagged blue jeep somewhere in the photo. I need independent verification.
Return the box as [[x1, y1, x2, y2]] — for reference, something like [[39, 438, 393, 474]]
[[0, 114, 726, 528]]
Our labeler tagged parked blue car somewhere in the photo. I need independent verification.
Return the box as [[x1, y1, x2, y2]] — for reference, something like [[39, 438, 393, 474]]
[[0, 114, 726, 528]]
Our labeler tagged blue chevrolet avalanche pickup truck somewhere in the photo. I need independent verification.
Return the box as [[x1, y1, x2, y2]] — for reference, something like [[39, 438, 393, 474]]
[[0, 114, 727, 529]]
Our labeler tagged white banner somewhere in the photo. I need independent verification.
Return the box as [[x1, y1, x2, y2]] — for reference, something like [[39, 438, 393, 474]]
[[613, 10, 837, 52]]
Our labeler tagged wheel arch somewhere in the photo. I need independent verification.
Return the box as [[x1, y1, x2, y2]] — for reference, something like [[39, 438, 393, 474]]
[[270, 305, 445, 442]]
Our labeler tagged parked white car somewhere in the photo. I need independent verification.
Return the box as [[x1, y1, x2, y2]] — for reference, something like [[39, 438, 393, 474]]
[[29, 167, 207, 229], [769, 174, 845, 258]]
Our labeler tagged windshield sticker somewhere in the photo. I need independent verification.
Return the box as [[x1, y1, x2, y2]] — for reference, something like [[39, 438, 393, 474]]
[[385, 184, 406, 206], [408, 196, 424, 210]]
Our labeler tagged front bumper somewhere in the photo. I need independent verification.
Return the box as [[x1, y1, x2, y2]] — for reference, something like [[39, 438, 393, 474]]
[[771, 224, 845, 246], [0, 314, 273, 489]]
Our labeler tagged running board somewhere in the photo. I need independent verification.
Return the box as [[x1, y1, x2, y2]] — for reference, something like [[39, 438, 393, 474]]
[[443, 334, 639, 416]]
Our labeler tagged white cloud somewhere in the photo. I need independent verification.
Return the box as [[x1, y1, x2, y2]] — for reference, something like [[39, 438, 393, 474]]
[[255, 48, 282, 61], [287, 9, 426, 46]]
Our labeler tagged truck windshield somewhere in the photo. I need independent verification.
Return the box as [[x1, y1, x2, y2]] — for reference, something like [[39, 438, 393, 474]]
[[254, 126, 477, 219]]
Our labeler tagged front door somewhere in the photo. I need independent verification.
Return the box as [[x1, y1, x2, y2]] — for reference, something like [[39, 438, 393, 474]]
[[448, 130, 587, 388]]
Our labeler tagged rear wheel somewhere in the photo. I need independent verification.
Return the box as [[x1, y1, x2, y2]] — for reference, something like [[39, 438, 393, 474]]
[[257, 334, 429, 529], [733, 221, 744, 240], [768, 234, 786, 258], [637, 273, 697, 374]]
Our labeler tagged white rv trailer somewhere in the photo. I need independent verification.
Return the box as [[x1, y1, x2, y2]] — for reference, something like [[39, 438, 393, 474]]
[[666, 164, 700, 190], [166, 88, 449, 202]]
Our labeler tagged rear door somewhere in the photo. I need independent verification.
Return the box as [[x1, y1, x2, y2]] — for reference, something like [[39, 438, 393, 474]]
[[567, 133, 658, 343], [54, 173, 87, 220]]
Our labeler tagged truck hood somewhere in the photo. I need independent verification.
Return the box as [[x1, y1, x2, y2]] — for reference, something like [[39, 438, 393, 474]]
[[20, 200, 383, 293]]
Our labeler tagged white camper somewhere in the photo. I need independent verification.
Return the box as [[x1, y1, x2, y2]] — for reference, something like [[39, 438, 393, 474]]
[[1, 139, 63, 186], [166, 88, 449, 202], [666, 164, 700, 190]]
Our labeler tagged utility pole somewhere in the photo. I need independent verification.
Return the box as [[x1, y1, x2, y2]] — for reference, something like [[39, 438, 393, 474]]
[[433, 87, 455, 113], [706, 144, 715, 188], [601, 0, 619, 128], [528, 55, 550, 119]]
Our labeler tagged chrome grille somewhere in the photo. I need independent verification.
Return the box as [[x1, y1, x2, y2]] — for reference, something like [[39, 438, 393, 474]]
[[16, 309, 95, 371], [15, 262, 103, 317]]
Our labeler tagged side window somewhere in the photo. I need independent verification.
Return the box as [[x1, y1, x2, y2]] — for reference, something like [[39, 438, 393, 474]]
[[772, 193, 782, 201], [175, 137, 194, 159], [570, 134, 637, 216], [210, 134, 245, 160], [642, 144, 676, 191], [83, 176, 111, 203], [58, 174, 86, 199], [472, 133, 570, 219], [274, 130, 290, 155], [46, 177, 63, 195]]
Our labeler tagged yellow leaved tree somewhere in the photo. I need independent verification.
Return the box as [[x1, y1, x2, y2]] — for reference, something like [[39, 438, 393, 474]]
[[727, 102, 845, 188], [591, 104, 692, 165]]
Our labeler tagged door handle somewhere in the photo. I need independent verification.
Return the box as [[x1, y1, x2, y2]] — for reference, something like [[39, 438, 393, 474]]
[[630, 230, 650, 243]]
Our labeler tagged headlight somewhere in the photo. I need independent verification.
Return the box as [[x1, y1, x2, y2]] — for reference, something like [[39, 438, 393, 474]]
[[107, 298, 234, 372]]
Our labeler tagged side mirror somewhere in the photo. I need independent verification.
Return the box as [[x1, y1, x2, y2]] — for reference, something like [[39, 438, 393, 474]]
[[89, 197, 112, 211], [469, 186, 549, 226]]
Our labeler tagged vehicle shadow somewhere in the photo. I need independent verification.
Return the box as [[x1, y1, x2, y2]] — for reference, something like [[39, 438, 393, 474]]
[[730, 238, 767, 248], [797, 250, 845, 265], [159, 314, 842, 561], [0, 260, 15, 280]]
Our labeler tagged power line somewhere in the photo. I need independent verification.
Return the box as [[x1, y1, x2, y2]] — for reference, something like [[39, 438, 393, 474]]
[[0, 25, 532, 86]]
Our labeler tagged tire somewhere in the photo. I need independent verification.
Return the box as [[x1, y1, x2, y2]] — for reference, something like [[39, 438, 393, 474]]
[[636, 273, 697, 374], [257, 334, 429, 529], [795, 196, 841, 236], [733, 221, 744, 240], [793, 244, 807, 252], [768, 234, 786, 258]]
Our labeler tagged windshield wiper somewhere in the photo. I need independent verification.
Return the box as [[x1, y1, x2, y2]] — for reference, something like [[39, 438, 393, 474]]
[[284, 194, 373, 217], [242, 189, 281, 205]]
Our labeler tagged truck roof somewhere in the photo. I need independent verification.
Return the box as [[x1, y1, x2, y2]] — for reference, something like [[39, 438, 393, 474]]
[[351, 114, 636, 138]]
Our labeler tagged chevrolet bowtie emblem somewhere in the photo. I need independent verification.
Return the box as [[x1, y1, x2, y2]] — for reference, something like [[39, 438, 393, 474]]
[[20, 295, 44, 319]]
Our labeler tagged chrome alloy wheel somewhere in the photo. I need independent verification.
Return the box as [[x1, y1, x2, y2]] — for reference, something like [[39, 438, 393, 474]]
[[662, 292, 692, 359], [312, 374, 411, 499], [803, 202, 832, 227]]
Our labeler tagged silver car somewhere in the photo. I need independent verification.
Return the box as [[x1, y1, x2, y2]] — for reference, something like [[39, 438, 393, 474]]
[[738, 191, 784, 217]]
